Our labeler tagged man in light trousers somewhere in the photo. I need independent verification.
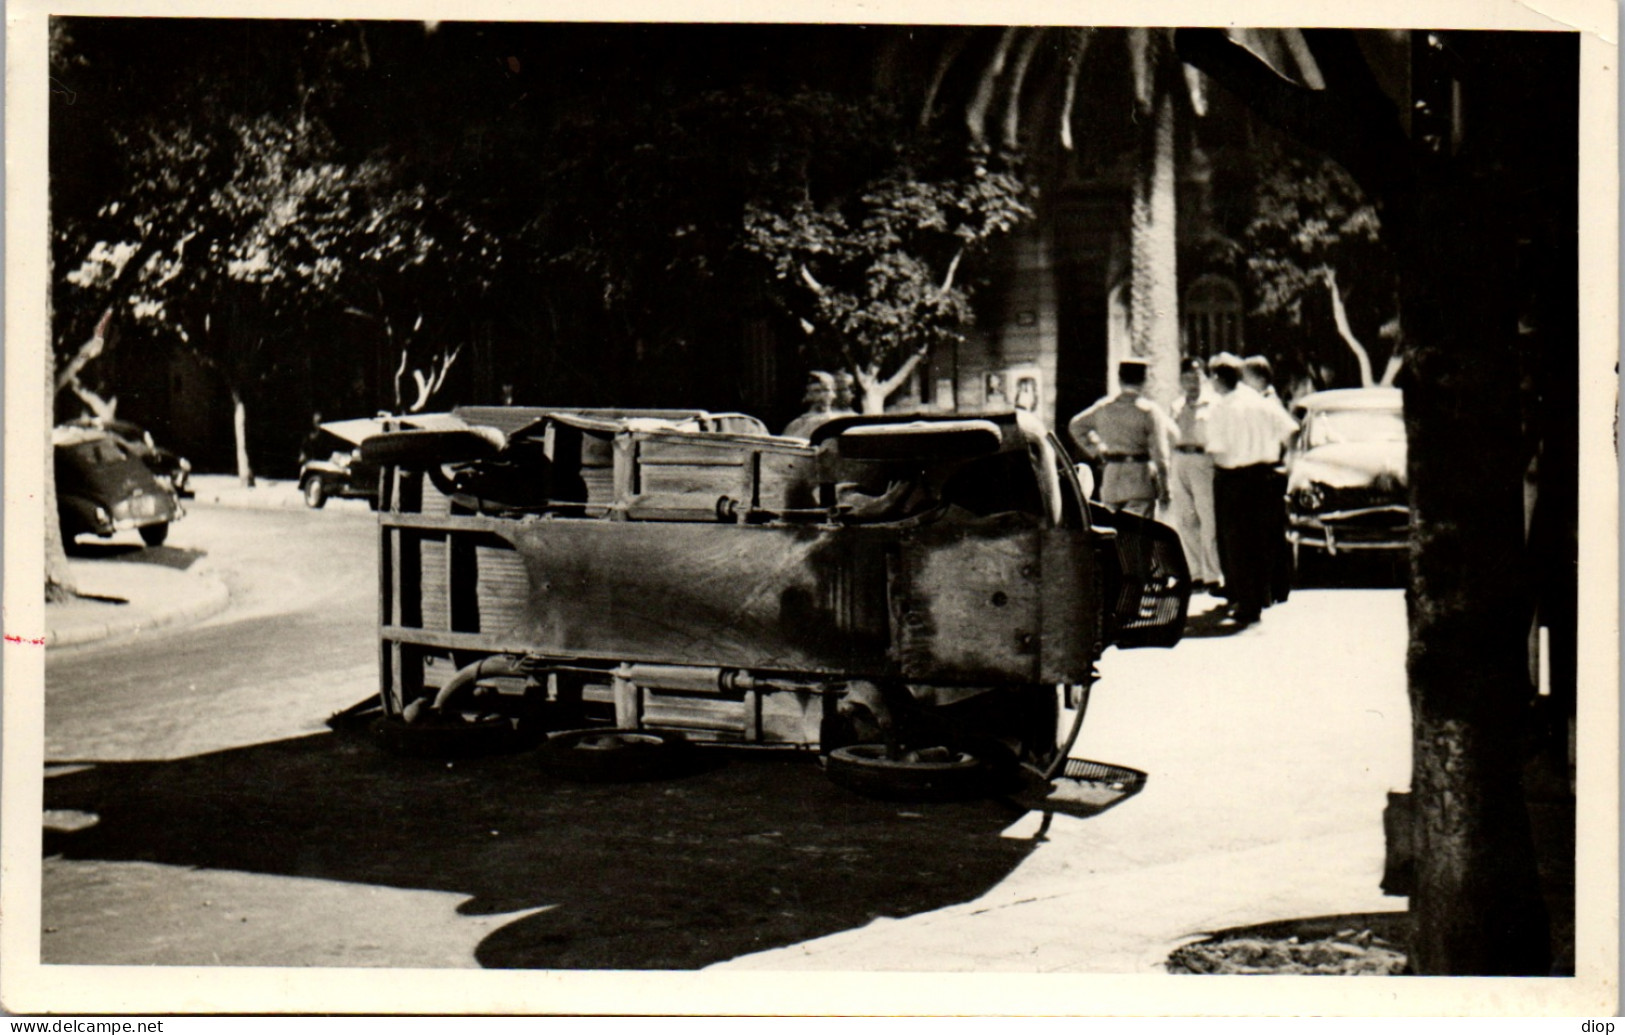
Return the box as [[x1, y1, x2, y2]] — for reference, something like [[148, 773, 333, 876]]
[[1164, 357, 1223, 592]]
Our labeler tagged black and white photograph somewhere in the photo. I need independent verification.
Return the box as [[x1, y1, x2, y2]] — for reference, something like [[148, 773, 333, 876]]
[[3, 0, 1617, 1018]]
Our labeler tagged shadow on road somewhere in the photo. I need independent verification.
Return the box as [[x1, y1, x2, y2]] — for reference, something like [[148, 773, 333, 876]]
[[66, 540, 207, 571], [1292, 551, 1407, 590], [43, 728, 1069, 969]]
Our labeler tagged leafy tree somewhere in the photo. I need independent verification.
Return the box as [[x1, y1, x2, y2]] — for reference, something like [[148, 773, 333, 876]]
[[52, 20, 496, 484], [1245, 142, 1401, 388], [744, 150, 1033, 412]]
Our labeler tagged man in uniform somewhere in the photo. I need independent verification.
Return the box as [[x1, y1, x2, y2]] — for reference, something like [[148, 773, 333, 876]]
[[1206, 354, 1298, 627], [1067, 359, 1175, 518], [1166, 357, 1223, 592]]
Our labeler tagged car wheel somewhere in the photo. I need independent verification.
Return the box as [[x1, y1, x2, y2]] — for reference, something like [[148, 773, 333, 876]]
[[372, 713, 517, 758], [139, 522, 169, 547], [825, 743, 990, 802], [302, 477, 327, 509], [540, 728, 688, 782]]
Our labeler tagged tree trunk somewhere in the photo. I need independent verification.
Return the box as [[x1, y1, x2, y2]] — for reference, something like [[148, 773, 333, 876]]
[[854, 347, 929, 414], [45, 197, 76, 602], [45, 349, 76, 603], [1398, 144, 1549, 980], [1129, 55, 1181, 408], [1326, 271, 1376, 387], [231, 387, 255, 488], [1172, 27, 1558, 974]]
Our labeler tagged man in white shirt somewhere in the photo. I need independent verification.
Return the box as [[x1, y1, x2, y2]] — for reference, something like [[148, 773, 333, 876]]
[[1243, 354, 1295, 605], [1205, 354, 1298, 626], [1165, 357, 1223, 591]]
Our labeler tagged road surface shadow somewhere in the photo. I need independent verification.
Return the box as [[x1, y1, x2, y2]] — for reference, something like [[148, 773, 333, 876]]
[[43, 730, 1064, 969], [65, 540, 207, 571], [1293, 552, 1406, 590]]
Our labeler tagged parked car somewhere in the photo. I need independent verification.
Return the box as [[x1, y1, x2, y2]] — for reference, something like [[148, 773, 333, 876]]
[[356, 405, 1190, 803], [64, 417, 191, 497], [298, 418, 386, 509], [54, 424, 185, 547], [1284, 387, 1408, 561]]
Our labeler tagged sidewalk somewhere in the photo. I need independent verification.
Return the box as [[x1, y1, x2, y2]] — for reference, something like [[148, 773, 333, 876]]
[[45, 559, 230, 650], [43, 478, 362, 651], [712, 588, 1417, 974]]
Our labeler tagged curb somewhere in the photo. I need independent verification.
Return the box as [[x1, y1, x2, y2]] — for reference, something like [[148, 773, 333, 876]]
[[44, 571, 231, 650], [188, 477, 372, 513]]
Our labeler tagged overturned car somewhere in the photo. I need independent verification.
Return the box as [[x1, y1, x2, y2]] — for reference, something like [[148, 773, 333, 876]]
[[360, 406, 1188, 801]]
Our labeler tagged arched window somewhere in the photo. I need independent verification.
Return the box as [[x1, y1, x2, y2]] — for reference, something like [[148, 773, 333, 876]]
[[1182, 274, 1244, 357]]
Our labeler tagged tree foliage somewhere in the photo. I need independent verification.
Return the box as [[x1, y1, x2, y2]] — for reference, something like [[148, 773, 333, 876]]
[[745, 152, 1032, 409], [51, 19, 498, 476], [1244, 141, 1400, 386]]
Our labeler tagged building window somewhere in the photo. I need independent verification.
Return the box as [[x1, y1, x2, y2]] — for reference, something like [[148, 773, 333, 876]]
[[1183, 274, 1243, 357]]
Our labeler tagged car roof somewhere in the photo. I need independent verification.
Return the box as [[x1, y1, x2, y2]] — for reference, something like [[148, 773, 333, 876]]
[[1293, 387, 1403, 413]]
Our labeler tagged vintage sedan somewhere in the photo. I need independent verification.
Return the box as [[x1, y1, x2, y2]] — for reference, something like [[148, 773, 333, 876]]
[[64, 417, 192, 497], [298, 418, 388, 509], [54, 424, 185, 547], [1285, 387, 1408, 560]]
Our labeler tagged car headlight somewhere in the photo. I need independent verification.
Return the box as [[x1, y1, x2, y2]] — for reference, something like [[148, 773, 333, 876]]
[[1291, 485, 1324, 512]]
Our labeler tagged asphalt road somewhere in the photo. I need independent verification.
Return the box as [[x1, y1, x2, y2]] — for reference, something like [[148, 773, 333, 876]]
[[46, 505, 380, 762]]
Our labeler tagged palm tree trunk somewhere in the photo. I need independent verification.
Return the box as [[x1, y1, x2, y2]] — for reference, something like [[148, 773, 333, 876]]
[[1129, 66, 1181, 408]]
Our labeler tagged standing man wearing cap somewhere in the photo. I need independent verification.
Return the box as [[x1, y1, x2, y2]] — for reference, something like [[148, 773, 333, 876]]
[[1067, 359, 1176, 518], [1166, 357, 1224, 592], [1205, 353, 1298, 627], [782, 371, 839, 439]]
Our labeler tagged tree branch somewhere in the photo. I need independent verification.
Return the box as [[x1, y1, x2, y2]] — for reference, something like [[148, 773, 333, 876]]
[[938, 248, 964, 296], [876, 345, 930, 398], [69, 381, 118, 423], [799, 263, 827, 296], [55, 309, 112, 394], [1326, 269, 1375, 387]]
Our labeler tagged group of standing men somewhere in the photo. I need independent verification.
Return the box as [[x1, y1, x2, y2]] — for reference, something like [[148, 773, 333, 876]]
[[1068, 353, 1297, 628]]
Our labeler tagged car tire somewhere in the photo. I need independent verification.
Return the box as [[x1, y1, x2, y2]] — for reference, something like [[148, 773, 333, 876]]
[[303, 477, 327, 509], [825, 743, 990, 802], [540, 727, 687, 783], [139, 522, 169, 547], [372, 713, 517, 758]]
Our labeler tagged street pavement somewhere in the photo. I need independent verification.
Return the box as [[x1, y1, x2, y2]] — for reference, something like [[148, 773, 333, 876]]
[[713, 587, 1414, 972], [43, 475, 365, 647], [42, 490, 1416, 975]]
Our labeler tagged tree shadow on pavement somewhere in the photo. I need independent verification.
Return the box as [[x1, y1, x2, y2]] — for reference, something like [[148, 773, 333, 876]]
[[43, 728, 1059, 970]]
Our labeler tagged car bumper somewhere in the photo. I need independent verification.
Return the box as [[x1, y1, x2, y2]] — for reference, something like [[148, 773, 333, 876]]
[[109, 496, 183, 531], [1288, 505, 1408, 555]]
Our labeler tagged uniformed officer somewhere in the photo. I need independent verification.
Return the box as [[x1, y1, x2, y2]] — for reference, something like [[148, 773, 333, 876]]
[[1067, 360, 1176, 517]]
